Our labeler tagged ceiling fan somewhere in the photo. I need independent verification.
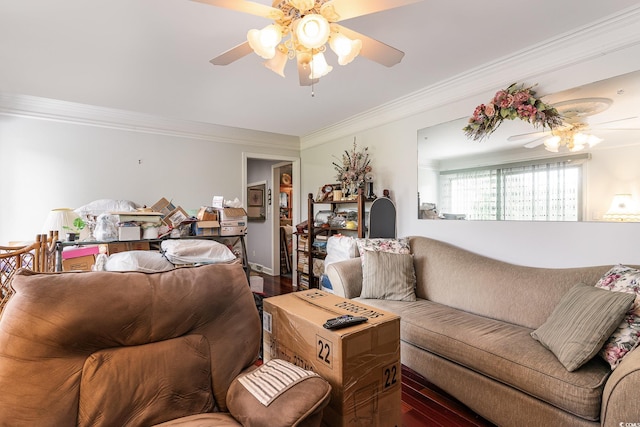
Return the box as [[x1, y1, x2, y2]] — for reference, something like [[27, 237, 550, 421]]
[[507, 97, 640, 152], [191, 0, 422, 86]]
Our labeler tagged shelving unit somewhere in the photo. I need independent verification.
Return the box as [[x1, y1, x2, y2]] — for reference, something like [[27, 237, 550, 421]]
[[279, 184, 292, 224], [296, 191, 366, 290]]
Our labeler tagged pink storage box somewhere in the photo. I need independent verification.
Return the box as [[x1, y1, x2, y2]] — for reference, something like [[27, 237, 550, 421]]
[[61, 245, 100, 260]]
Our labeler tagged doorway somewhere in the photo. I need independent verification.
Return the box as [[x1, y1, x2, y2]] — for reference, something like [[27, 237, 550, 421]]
[[243, 153, 300, 280], [274, 163, 293, 278]]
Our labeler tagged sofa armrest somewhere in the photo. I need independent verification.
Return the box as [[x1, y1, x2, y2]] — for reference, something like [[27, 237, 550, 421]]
[[325, 258, 363, 299], [601, 348, 640, 427], [227, 361, 331, 427]]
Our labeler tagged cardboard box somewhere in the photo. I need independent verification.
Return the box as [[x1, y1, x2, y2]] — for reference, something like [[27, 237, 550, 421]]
[[150, 197, 176, 216], [263, 290, 401, 427], [61, 245, 100, 260], [196, 207, 218, 222], [118, 225, 141, 241], [62, 254, 95, 271], [103, 242, 151, 255], [164, 207, 190, 228], [220, 224, 247, 236], [194, 220, 220, 236], [214, 207, 247, 222]]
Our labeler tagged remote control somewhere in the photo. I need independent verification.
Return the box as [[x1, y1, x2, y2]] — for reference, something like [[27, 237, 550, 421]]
[[323, 315, 368, 330]]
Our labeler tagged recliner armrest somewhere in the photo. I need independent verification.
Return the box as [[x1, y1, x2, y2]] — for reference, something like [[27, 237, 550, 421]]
[[226, 361, 331, 427], [326, 258, 363, 299]]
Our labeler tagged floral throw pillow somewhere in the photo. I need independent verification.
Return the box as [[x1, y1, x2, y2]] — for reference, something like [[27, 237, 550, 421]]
[[355, 238, 411, 269], [595, 265, 640, 369]]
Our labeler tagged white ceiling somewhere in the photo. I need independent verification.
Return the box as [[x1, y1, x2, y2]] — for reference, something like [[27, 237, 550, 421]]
[[1, 0, 640, 137]]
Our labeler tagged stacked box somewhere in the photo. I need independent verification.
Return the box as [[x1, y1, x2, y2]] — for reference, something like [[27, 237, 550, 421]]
[[194, 220, 220, 236], [118, 225, 141, 241], [214, 207, 247, 236], [61, 245, 99, 271], [103, 242, 150, 255], [263, 290, 401, 427]]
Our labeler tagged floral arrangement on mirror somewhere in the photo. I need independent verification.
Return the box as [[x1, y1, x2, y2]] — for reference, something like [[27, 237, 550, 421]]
[[332, 138, 372, 197], [463, 83, 563, 141]]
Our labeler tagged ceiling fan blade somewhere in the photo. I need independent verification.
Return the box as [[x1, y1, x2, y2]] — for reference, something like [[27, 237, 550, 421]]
[[523, 137, 545, 148], [190, 0, 282, 19], [322, 0, 423, 21], [297, 58, 319, 86], [210, 41, 253, 65], [507, 130, 551, 142], [334, 25, 404, 67]]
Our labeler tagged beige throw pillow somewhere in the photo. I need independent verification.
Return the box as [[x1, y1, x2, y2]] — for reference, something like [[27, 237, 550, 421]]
[[360, 250, 416, 301], [530, 283, 635, 372]]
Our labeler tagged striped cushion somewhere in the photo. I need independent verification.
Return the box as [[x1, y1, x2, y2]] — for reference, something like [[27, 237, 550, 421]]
[[238, 359, 319, 406], [360, 250, 416, 301], [531, 283, 635, 372]]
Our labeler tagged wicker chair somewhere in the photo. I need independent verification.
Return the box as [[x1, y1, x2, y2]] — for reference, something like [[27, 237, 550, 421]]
[[0, 231, 58, 314]]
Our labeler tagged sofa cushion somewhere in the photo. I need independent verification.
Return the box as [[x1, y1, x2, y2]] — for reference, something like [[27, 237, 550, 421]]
[[595, 265, 640, 369], [407, 236, 613, 330], [79, 335, 214, 427], [360, 250, 416, 301], [152, 413, 242, 426], [355, 238, 410, 261], [354, 297, 611, 421], [227, 360, 331, 427], [530, 283, 635, 372]]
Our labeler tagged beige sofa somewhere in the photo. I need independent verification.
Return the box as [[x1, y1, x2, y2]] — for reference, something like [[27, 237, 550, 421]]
[[326, 236, 640, 427], [0, 264, 331, 426]]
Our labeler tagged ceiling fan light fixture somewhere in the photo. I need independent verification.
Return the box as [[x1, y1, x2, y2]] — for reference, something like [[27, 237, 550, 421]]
[[320, 3, 340, 22], [264, 46, 288, 77], [247, 24, 283, 59], [309, 52, 332, 79], [288, 0, 314, 13], [586, 134, 603, 146], [544, 135, 561, 152], [329, 32, 362, 65], [295, 14, 330, 49]]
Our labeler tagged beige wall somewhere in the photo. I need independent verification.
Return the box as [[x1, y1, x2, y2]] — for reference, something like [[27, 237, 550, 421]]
[[0, 108, 299, 244], [300, 40, 640, 269]]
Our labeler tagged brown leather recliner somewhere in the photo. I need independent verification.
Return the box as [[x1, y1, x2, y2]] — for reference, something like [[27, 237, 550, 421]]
[[0, 263, 331, 426]]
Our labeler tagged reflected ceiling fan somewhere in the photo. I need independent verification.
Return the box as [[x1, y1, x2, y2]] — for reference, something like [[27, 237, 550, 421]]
[[191, 0, 422, 86], [507, 97, 640, 152]]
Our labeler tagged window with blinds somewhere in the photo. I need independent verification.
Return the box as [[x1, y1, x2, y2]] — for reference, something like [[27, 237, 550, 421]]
[[439, 154, 589, 221]]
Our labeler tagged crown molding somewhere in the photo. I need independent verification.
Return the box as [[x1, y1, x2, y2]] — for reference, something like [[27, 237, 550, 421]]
[[300, 5, 640, 150], [0, 92, 300, 151]]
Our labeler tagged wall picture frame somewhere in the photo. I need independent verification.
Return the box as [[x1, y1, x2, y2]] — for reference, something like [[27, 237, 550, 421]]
[[247, 183, 266, 221]]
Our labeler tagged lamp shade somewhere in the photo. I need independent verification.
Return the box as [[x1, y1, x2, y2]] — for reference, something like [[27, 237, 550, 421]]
[[602, 194, 640, 222], [308, 52, 332, 79], [247, 24, 282, 59], [42, 208, 81, 239], [264, 47, 288, 77], [329, 32, 362, 65], [295, 14, 330, 49]]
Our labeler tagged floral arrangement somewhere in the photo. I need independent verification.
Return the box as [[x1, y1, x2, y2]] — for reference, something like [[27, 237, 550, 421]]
[[463, 83, 563, 141], [332, 139, 371, 193]]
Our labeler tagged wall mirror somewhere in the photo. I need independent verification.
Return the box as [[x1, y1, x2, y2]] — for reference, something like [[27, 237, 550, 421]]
[[418, 70, 640, 222]]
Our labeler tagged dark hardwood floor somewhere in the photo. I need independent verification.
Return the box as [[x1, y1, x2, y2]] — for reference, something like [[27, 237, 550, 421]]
[[256, 273, 495, 427]]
